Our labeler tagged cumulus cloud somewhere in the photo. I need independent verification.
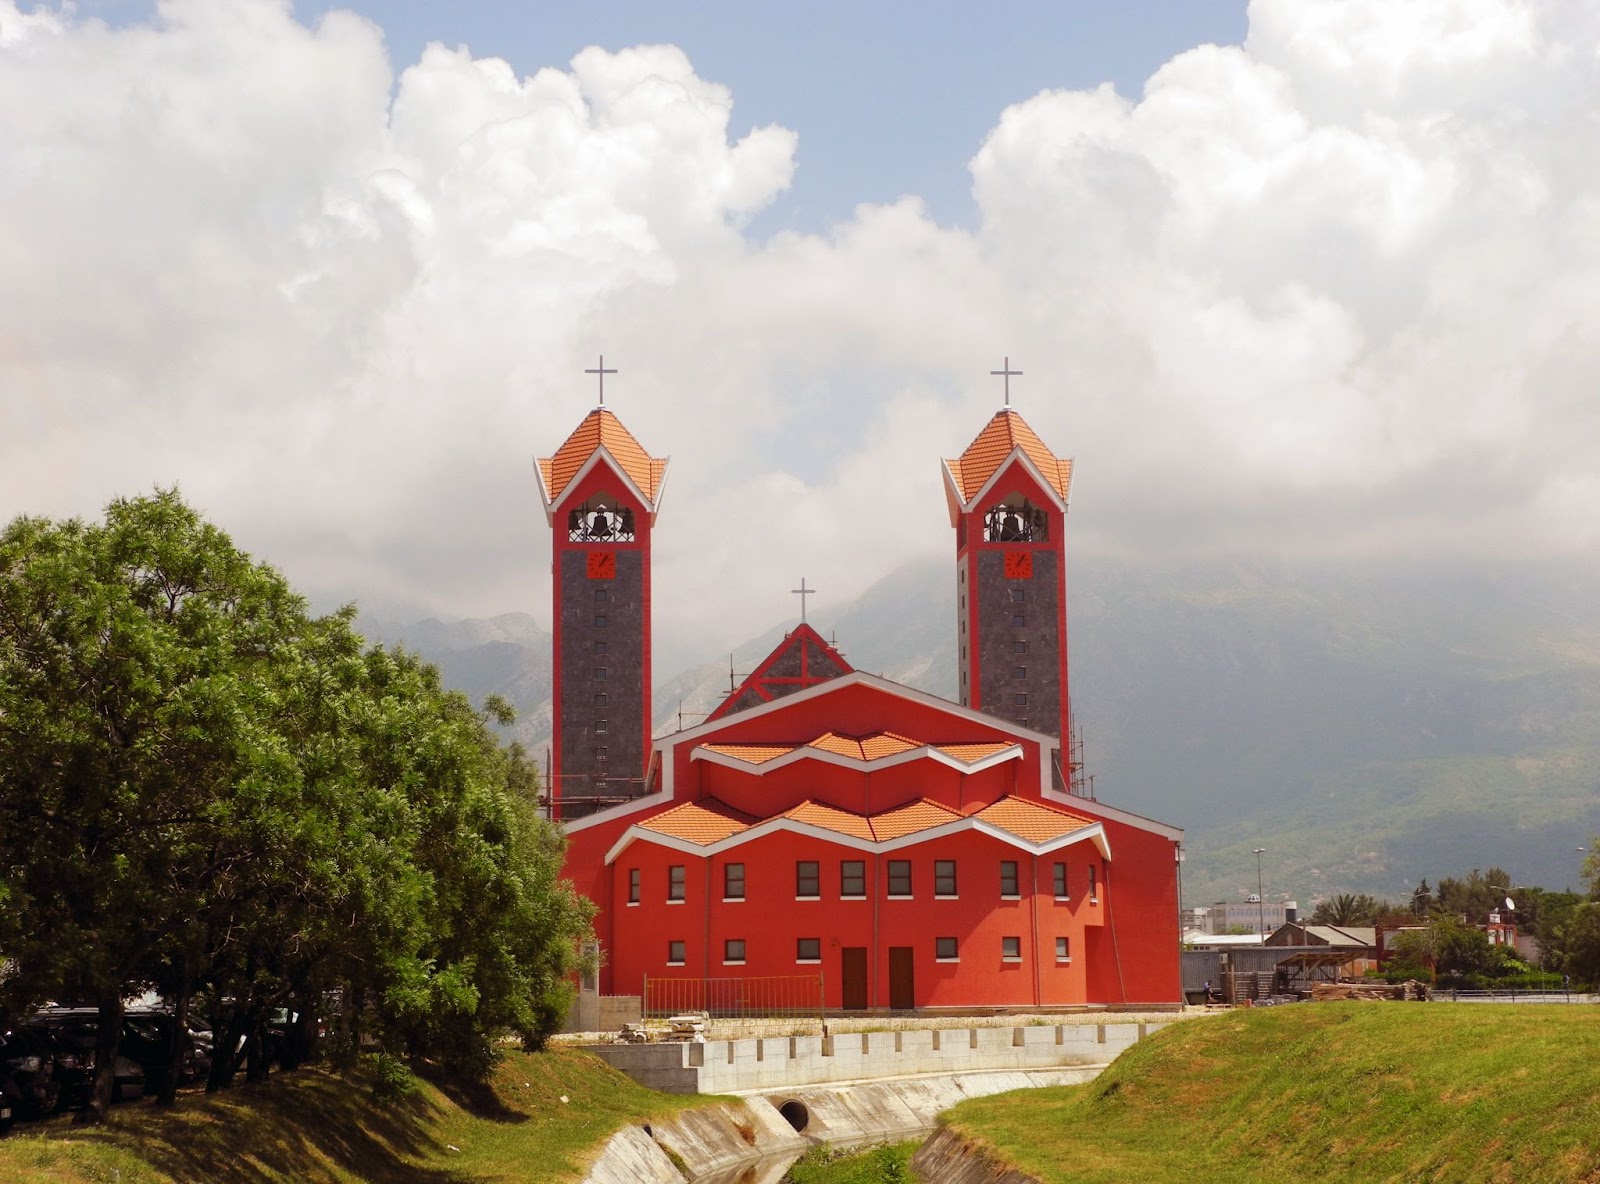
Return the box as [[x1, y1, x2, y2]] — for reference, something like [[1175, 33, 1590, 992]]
[[2, 0, 1599, 658]]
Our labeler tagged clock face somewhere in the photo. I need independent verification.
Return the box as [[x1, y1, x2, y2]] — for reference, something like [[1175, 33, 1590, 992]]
[[586, 551, 617, 580], [1004, 550, 1033, 580]]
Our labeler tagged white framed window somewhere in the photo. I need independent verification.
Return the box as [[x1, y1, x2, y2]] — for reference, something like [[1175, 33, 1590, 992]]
[[723, 939, 746, 965], [667, 940, 686, 966], [1002, 936, 1022, 962], [935, 936, 959, 962], [796, 937, 822, 963]]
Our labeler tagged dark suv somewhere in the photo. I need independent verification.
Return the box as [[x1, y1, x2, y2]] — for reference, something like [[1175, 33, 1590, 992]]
[[1, 1024, 62, 1126], [27, 1009, 194, 1107]]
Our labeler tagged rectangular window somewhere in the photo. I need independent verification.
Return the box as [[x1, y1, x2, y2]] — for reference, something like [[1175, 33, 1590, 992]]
[[840, 860, 866, 898], [1013, 666, 1026, 680], [1089, 865, 1098, 901], [594, 641, 608, 655], [1011, 614, 1025, 627], [1053, 862, 1068, 899], [594, 719, 607, 733], [796, 861, 820, 899], [1000, 860, 1019, 897], [887, 860, 912, 897], [595, 588, 609, 603], [595, 614, 608, 628], [594, 746, 608, 763], [595, 666, 608, 680], [668, 865, 686, 902], [724, 863, 745, 901], [1056, 936, 1071, 962], [724, 939, 746, 964], [935, 860, 958, 897], [796, 937, 822, 963], [667, 940, 686, 966], [1012, 693, 1028, 706], [1002, 936, 1022, 961], [594, 692, 608, 706], [935, 936, 959, 961], [628, 868, 640, 904], [1010, 587, 1025, 602], [1013, 639, 1028, 654]]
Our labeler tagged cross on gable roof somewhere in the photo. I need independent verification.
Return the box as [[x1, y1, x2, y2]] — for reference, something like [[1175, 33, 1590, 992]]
[[707, 622, 853, 722]]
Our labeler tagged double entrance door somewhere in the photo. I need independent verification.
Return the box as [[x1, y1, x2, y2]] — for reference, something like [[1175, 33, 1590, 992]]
[[838, 946, 915, 1010]]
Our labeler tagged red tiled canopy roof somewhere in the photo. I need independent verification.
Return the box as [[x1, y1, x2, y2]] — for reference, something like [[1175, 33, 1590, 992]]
[[945, 408, 1073, 503], [536, 408, 667, 504]]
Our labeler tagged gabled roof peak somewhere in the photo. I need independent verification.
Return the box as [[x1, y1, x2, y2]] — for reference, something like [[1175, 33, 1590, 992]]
[[536, 407, 668, 507], [706, 622, 853, 722], [945, 407, 1073, 505]]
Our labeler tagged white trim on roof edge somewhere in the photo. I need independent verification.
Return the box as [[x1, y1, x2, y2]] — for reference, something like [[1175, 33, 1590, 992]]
[[942, 446, 1070, 518], [535, 445, 665, 524], [690, 741, 1024, 777]]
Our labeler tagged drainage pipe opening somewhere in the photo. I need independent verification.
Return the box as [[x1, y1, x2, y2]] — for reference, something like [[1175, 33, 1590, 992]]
[[778, 1099, 810, 1132]]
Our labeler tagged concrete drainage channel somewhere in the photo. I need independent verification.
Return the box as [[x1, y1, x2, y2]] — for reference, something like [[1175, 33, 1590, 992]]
[[580, 1065, 1104, 1183]]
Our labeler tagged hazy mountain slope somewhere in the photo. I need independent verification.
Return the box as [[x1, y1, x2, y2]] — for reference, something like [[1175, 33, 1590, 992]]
[[362, 559, 1600, 908]]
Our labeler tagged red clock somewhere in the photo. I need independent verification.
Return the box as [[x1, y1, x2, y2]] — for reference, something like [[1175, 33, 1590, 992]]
[[1004, 551, 1033, 580], [586, 551, 616, 580]]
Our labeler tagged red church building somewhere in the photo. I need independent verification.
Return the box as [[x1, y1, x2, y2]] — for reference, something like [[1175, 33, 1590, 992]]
[[540, 393, 1184, 1009]]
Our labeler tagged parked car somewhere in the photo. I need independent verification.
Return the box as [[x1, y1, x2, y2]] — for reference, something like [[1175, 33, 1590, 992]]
[[27, 1009, 195, 1107], [1, 1024, 62, 1123]]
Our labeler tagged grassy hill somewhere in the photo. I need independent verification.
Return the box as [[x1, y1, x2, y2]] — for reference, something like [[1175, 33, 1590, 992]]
[[0, 1048, 711, 1184], [944, 1003, 1600, 1183]]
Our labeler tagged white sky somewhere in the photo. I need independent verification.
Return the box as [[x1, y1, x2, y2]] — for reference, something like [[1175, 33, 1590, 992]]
[[4, 0, 1600, 661]]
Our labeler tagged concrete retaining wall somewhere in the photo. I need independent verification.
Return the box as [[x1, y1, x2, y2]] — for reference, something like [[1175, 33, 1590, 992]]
[[587, 1021, 1163, 1094], [910, 1125, 1040, 1183]]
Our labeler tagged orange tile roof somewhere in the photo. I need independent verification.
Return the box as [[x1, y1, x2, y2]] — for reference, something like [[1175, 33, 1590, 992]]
[[974, 796, 1094, 843], [870, 799, 962, 840], [783, 800, 876, 841], [859, 732, 920, 760], [936, 741, 1015, 764], [638, 799, 758, 845], [700, 742, 797, 765], [537, 408, 667, 504], [945, 409, 1072, 503]]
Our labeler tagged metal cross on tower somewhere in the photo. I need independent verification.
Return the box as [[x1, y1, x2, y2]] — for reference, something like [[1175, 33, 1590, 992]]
[[791, 577, 815, 623], [990, 356, 1022, 407], [585, 355, 617, 406]]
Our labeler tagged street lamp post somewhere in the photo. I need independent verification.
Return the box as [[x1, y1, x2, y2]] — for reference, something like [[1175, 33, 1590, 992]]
[[1253, 848, 1267, 938]]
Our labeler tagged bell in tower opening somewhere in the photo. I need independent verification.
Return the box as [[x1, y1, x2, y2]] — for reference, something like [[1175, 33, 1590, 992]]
[[569, 498, 637, 543], [983, 496, 1050, 543]]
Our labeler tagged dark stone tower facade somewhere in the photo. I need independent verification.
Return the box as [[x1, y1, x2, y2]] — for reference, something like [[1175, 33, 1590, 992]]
[[943, 408, 1074, 777], [537, 409, 667, 818]]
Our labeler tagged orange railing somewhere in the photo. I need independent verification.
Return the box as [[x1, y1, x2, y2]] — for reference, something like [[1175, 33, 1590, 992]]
[[642, 974, 825, 1021]]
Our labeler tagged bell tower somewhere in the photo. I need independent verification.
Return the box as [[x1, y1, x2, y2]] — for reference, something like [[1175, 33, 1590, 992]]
[[943, 396, 1075, 782], [537, 396, 667, 819]]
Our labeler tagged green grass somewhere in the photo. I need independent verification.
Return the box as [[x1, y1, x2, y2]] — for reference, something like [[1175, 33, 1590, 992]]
[[0, 1047, 717, 1184], [782, 1140, 919, 1183], [943, 1003, 1600, 1184]]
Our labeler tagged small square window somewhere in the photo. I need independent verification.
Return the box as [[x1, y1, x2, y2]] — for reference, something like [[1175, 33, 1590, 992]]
[[1002, 936, 1022, 961], [1056, 936, 1071, 962], [594, 641, 608, 655], [1000, 860, 1019, 897], [1010, 587, 1025, 602], [1012, 693, 1028, 706], [724, 939, 746, 964], [668, 865, 685, 902], [840, 860, 866, 898], [1011, 614, 1025, 627], [628, 868, 640, 904], [1013, 639, 1028, 654], [595, 614, 608, 628], [796, 937, 821, 963], [667, 940, 686, 965], [724, 863, 745, 901], [595, 588, 609, 603], [594, 746, 609, 762], [1013, 666, 1026, 680], [1053, 862, 1069, 899], [595, 666, 608, 680], [935, 936, 959, 961], [796, 861, 820, 898], [935, 860, 958, 897], [594, 692, 608, 707], [887, 860, 912, 897], [594, 719, 608, 733]]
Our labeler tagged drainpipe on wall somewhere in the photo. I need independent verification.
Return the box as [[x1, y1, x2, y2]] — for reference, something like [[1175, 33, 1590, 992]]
[[704, 859, 712, 990], [872, 851, 881, 1009], [1031, 853, 1042, 1007]]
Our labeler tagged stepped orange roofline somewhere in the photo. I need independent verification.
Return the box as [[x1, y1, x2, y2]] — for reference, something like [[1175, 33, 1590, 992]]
[[942, 407, 1073, 520], [535, 407, 669, 516]]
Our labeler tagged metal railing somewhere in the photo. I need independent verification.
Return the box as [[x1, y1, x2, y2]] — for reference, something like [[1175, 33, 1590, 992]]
[[643, 974, 825, 1021]]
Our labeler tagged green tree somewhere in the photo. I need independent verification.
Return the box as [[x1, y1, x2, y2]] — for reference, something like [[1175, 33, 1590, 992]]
[[1311, 893, 1387, 926]]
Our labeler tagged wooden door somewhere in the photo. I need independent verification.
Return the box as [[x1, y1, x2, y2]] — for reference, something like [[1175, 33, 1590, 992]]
[[889, 946, 915, 1010], [841, 948, 868, 1010]]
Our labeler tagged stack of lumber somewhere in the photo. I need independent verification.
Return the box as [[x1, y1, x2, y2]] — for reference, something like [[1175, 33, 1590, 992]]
[[1312, 980, 1427, 1002]]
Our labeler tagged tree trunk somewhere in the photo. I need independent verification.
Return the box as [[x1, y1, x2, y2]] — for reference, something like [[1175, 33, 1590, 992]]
[[245, 1009, 268, 1084], [205, 1008, 247, 1094], [75, 993, 124, 1125], [157, 981, 193, 1106]]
